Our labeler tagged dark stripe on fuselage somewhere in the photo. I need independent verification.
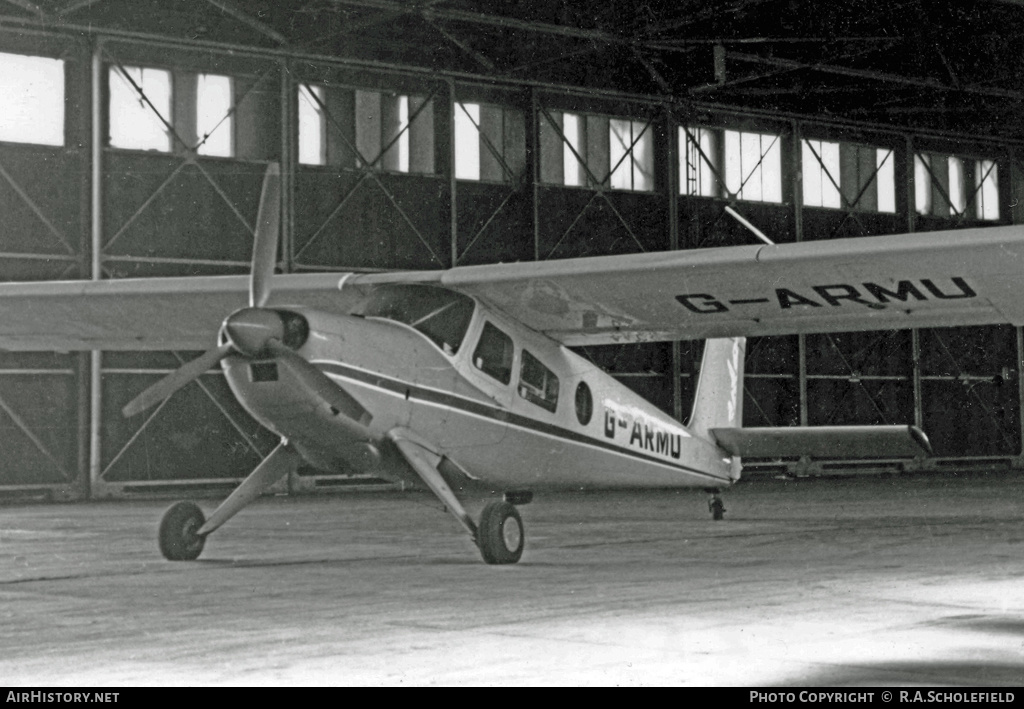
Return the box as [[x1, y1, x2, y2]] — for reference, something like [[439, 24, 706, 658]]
[[315, 361, 731, 484]]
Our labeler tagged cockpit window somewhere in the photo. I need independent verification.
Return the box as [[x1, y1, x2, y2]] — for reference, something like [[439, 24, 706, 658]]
[[361, 285, 475, 354]]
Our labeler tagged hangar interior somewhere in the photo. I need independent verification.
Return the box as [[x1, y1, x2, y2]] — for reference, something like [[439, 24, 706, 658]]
[[0, 0, 1023, 500]]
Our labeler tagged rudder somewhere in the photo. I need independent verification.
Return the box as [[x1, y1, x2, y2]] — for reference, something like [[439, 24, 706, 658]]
[[689, 337, 746, 441]]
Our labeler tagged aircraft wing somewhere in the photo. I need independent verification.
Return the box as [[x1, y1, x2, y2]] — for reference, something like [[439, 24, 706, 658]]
[[0, 273, 360, 351], [0, 224, 1022, 351], [356, 223, 1024, 346]]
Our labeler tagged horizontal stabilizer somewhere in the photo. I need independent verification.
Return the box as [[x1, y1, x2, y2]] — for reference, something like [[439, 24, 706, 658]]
[[710, 425, 932, 459]]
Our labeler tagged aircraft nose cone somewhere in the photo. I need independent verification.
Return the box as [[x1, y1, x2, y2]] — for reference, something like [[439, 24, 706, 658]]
[[223, 307, 285, 357]]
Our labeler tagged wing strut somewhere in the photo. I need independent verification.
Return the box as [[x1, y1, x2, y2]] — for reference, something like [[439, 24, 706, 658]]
[[387, 428, 478, 541]]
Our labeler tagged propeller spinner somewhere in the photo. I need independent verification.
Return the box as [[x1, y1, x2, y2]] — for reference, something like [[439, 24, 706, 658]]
[[122, 164, 284, 418]]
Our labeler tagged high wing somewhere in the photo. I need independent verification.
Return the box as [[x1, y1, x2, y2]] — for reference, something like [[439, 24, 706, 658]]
[[0, 273, 360, 351], [414, 224, 1024, 346], [0, 224, 1021, 351]]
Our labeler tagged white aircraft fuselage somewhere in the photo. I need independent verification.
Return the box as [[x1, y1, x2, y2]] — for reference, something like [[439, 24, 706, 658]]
[[221, 288, 739, 496]]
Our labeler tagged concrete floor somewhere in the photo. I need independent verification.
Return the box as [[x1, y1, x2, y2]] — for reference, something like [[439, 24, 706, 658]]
[[0, 472, 1022, 686]]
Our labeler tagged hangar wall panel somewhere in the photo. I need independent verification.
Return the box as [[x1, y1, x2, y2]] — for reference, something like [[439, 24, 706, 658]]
[[0, 32, 88, 499]]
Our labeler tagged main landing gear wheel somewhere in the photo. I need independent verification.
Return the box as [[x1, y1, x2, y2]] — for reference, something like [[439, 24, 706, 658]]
[[477, 500, 524, 565], [159, 501, 207, 561]]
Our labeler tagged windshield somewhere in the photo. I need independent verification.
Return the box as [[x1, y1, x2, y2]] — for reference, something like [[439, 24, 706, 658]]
[[360, 285, 475, 355]]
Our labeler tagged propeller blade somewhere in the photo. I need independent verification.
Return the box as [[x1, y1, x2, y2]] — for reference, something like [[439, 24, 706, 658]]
[[250, 163, 282, 308], [121, 343, 233, 418], [265, 340, 372, 426]]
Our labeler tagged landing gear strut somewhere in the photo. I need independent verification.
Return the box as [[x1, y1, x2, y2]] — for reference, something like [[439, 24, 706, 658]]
[[705, 488, 726, 521], [159, 501, 207, 560], [477, 500, 524, 565]]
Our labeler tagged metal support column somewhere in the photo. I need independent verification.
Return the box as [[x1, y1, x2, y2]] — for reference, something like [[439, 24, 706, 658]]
[[1016, 327, 1024, 465], [792, 120, 808, 427], [89, 39, 104, 495], [666, 105, 682, 421], [530, 87, 540, 261], [1012, 148, 1024, 465], [912, 329, 924, 430], [280, 59, 294, 273], [905, 135, 925, 438], [446, 78, 458, 266]]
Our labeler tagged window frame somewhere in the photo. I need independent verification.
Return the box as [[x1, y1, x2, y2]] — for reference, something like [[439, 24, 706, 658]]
[[0, 51, 65, 148], [679, 125, 784, 204], [471, 321, 515, 385], [518, 349, 560, 414], [540, 108, 655, 192], [108, 64, 174, 153], [454, 100, 526, 184]]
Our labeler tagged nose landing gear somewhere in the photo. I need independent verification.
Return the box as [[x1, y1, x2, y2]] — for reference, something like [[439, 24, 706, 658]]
[[158, 501, 207, 561]]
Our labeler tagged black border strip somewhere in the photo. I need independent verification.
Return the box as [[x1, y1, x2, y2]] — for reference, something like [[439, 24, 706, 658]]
[[316, 361, 732, 484]]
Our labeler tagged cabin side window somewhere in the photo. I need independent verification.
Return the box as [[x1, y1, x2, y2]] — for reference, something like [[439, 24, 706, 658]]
[[519, 350, 559, 413], [472, 322, 514, 384], [575, 381, 593, 425]]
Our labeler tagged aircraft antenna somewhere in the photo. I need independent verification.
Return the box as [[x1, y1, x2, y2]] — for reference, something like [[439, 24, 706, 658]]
[[724, 206, 775, 246]]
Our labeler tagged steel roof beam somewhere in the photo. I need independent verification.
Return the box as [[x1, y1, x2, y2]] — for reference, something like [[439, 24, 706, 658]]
[[204, 0, 289, 44], [721, 51, 1024, 100]]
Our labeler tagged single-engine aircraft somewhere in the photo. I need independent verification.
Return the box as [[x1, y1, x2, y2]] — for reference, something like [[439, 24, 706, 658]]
[[4, 164, 1024, 564]]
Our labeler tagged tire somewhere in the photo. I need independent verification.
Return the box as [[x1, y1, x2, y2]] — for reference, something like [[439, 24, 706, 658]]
[[159, 501, 207, 561], [710, 498, 726, 521], [477, 500, 524, 565]]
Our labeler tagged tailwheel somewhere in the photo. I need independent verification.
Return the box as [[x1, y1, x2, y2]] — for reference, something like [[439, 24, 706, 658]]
[[706, 489, 726, 521], [159, 501, 207, 561], [477, 500, 524, 565]]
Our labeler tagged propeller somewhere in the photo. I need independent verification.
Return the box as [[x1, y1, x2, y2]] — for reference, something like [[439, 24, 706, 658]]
[[122, 343, 233, 418], [121, 164, 282, 418], [122, 163, 373, 426], [265, 340, 371, 425], [249, 163, 281, 308]]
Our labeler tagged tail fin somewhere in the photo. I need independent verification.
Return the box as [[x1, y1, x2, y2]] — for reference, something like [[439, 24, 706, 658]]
[[689, 337, 746, 441]]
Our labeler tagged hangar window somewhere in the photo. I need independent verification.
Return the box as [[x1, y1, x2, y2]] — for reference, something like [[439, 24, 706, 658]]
[[540, 110, 654, 191], [196, 73, 233, 157], [298, 84, 327, 165], [802, 140, 841, 208], [473, 322, 514, 385], [0, 52, 64, 147], [519, 350, 559, 413], [356, 91, 434, 174], [680, 126, 781, 202], [976, 159, 1000, 221], [454, 102, 526, 183], [609, 119, 653, 191], [109, 65, 172, 152], [681, 127, 719, 198], [725, 130, 782, 203], [915, 153, 1000, 221], [295, 86, 434, 173], [801, 140, 896, 213], [561, 112, 584, 186]]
